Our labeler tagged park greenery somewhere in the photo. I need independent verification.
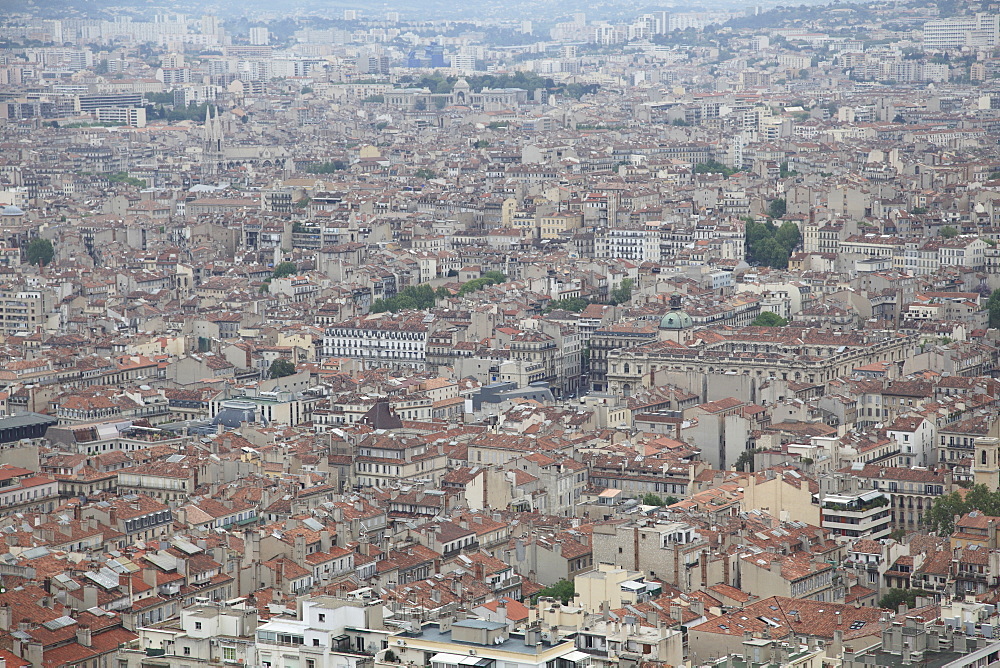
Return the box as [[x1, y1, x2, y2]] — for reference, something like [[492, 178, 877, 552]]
[[457, 271, 507, 296], [25, 238, 54, 266], [371, 284, 437, 313], [108, 172, 147, 188], [268, 358, 296, 378], [988, 290, 1000, 328], [751, 312, 789, 327], [545, 297, 590, 313], [397, 72, 598, 100], [641, 493, 680, 506], [768, 198, 787, 219], [745, 219, 801, 269], [610, 278, 634, 305], [272, 262, 297, 279], [532, 579, 575, 604], [305, 161, 347, 173], [694, 160, 740, 177], [926, 484, 1000, 535]]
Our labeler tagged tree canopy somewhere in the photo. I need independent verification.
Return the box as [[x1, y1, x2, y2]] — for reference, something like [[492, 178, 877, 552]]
[[640, 493, 680, 506], [746, 219, 801, 269], [926, 484, 1000, 535], [694, 160, 739, 177], [457, 271, 507, 297], [878, 588, 926, 610], [371, 284, 437, 313], [767, 198, 787, 219], [610, 278, 634, 305], [545, 297, 590, 313], [25, 238, 54, 266], [988, 289, 1000, 329], [532, 579, 575, 604], [272, 261, 297, 279], [751, 311, 789, 327], [269, 358, 296, 378]]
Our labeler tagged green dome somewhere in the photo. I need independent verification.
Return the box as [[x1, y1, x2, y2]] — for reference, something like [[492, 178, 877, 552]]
[[660, 311, 693, 330]]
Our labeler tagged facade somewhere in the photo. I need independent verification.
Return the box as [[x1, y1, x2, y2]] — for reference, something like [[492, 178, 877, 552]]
[[323, 313, 432, 370]]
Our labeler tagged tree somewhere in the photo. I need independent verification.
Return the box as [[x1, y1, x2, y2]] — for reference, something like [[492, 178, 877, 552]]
[[545, 297, 590, 313], [641, 493, 665, 506], [272, 261, 296, 278], [878, 588, 923, 610], [734, 448, 762, 472], [939, 225, 959, 238], [989, 289, 1000, 329], [269, 358, 296, 378], [532, 579, 575, 604], [610, 278, 634, 305], [24, 238, 53, 266], [694, 160, 738, 177], [751, 311, 789, 327], [746, 219, 800, 269], [925, 484, 1000, 534], [768, 198, 787, 219]]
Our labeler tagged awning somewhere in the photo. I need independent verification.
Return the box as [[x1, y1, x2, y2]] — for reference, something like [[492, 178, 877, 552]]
[[562, 651, 591, 662], [430, 654, 468, 665]]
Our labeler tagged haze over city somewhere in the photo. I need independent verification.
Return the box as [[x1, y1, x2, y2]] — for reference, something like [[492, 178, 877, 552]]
[[1, 0, 1000, 667]]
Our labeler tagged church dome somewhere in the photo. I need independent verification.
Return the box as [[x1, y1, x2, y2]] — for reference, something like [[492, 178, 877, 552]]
[[660, 310, 693, 330], [1, 205, 24, 216]]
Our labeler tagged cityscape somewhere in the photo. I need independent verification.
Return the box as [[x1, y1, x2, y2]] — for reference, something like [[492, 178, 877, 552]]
[[2, 0, 1000, 667]]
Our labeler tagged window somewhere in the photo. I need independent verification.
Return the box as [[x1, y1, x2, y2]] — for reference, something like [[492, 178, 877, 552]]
[[318, 614, 325, 622], [183, 648, 191, 656], [223, 648, 236, 662], [195, 622, 202, 630]]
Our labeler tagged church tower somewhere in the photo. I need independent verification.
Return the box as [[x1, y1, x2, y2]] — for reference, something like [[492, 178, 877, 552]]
[[974, 437, 1000, 490], [202, 106, 223, 175]]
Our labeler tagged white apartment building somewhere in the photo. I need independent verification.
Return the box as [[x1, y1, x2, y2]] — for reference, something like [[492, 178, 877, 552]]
[[923, 13, 1000, 50], [323, 313, 433, 370], [255, 597, 391, 668]]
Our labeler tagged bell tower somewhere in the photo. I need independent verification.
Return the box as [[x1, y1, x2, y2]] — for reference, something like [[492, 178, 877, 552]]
[[974, 437, 1000, 490]]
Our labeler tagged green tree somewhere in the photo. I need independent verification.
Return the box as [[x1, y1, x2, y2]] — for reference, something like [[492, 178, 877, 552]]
[[641, 493, 679, 506], [878, 588, 923, 610], [988, 289, 1000, 328], [734, 448, 762, 472], [532, 579, 575, 604], [457, 272, 507, 297], [306, 161, 346, 174], [751, 311, 789, 327], [108, 172, 147, 188], [24, 238, 54, 266], [610, 278, 634, 305], [414, 168, 437, 179], [694, 160, 738, 177], [746, 220, 800, 269], [939, 225, 959, 238], [272, 261, 296, 278], [768, 198, 787, 219], [268, 358, 296, 378], [924, 485, 1000, 534], [545, 297, 590, 313]]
